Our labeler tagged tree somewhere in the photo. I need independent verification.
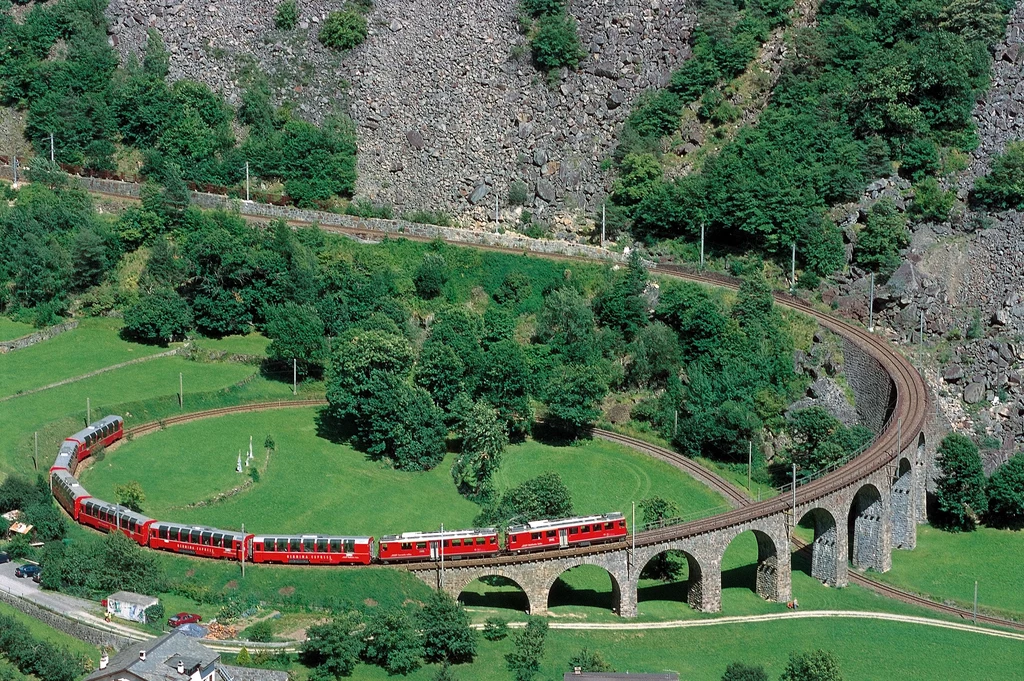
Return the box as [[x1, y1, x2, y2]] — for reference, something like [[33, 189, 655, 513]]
[[479, 340, 534, 440], [973, 142, 1024, 210], [786, 407, 873, 471], [362, 608, 422, 675], [721, 661, 769, 681], [71, 229, 109, 290], [568, 647, 613, 673], [189, 284, 251, 337], [504, 618, 547, 681], [530, 13, 585, 70], [452, 401, 508, 496], [122, 288, 193, 344], [536, 287, 596, 362], [481, 618, 509, 641], [779, 650, 843, 681], [543, 362, 609, 435], [639, 496, 682, 580], [420, 591, 477, 664], [479, 473, 573, 526], [97, 531, 164, 595], [986, 453, 1024, 528], [302, 613, 365, 678], [359, 374, 447, 471], [433, 662, 458, 681], [414, 253, 448, 299], [934, 433, 988, 532], [326, 329, 415, 419], [854, 199, 909, 275], [626, 321, 680, 389], [114, 481, 145, 513], [266, 302, 327, 377], [142, 29, 170, 80], [493, 271, 532, 306], [319, 8, 368, 50], [416, 343, 468, 415]]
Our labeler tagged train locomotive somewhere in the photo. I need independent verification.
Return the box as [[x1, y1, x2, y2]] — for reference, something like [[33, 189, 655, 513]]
[[50, 415, 629, 566]]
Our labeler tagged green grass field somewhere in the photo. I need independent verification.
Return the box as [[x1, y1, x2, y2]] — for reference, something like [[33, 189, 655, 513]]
[[80, 408, 729, 538], [193, 332, 270, 356], [0, 317, 173, 398], [0, 601, 99, 664], [0, 317, 34, 341], [873, 524, 1024, 619]]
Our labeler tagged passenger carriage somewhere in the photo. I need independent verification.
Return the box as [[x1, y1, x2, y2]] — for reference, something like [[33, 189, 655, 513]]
[[50, 470, 90, 521], [148, 522, 251, 560], [506, 512, 628, 553], [50, 441, 79, 474], [250, 535, 373, 565], [78, 498, 154, 545], [64, 416, 124, 462], [378, 528, 500, 563]]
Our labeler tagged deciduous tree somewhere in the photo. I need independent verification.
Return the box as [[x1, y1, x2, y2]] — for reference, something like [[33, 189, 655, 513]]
[[420, 591, 476, 664], [934, 433, 988, 532]]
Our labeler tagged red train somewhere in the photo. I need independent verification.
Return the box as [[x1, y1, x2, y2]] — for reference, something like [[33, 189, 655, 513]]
[[50, 415, 630, 568], [378, 528, 500, 563], [507, 513, 628, 552]]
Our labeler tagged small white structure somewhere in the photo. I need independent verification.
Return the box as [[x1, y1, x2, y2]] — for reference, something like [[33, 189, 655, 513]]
[[106, 591, 159, 623]]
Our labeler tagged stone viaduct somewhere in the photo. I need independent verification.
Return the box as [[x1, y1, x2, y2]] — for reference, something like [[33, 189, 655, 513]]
[[412, 276, 937, 618]]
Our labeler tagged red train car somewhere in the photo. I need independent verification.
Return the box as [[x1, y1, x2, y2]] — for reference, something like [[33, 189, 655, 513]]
[[148, 522, 250, 561], [250, 535, 373, 565], [50, 470, 90, 521], [78, 498, 154, 546], [50, 441, 79, 474], [378, 528, 500, 563], [506, 512, 628, 553], [65, 416, 124, 462]]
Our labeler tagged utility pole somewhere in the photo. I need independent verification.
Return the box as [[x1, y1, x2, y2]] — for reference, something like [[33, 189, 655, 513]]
[[868, 272, 875, 331], [179, 372, 183, 409], [790, 242, 797, 292], [494, 193, 499, 229], [49, 133, 54, 163], [241, 523, 246, 578], [897, 417, 902, 457], [631, 502, 636, 554], [601, 203, 606, 249], [245, 162, 250, 202], [973, 581, 978, 624], [293, 359, 297, 396], [439, 523, 445, 588], [87, 397, 91, 425], [33, 432, 38, 472], [11, 154, 17, 186], [747, 441, 752, 491], [700, 223, 705, 270], [791, 463, 797, 524], [673, 409, 678, 438]]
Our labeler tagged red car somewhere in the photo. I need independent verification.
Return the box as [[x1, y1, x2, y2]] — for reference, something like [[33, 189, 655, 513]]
[[167, 612, 202, 628]]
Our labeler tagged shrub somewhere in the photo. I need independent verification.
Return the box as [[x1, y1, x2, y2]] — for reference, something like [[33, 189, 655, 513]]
[[482, 618, 509, 641], [319, 8, 368, 51], [275, 0, 298, 29], [626, 89, 683, 139], [414, 253, 449, 299], [973, 141, 1024, 210], [854, 198, 909, 275], [508, 180, 529, 206], [522, 0, 565, 17], [402, 210, 453, 226], [243, 619, 275, 642], [345, 199, 393, 219], [986, 453, 1024, 528], [530, 13, 585, 70], [122, 288, 193, 345], [909, 177, 955, 223], [934, 433, 988, 532], [144, 601, 165, 626]]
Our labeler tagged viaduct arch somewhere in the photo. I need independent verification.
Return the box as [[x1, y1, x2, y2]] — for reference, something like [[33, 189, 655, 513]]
[[411, 267, 932, 618]]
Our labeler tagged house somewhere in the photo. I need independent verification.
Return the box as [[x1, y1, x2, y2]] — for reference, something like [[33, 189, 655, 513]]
[[106, 591, 160, 624], [85, 630, 219, 681], [563, 673, 680, 681]]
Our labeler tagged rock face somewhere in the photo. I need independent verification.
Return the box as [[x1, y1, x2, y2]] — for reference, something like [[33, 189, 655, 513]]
[[104, 0, 695, 216]]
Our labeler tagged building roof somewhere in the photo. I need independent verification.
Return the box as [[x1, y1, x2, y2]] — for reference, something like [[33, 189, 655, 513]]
[[563, 674, 679, 681], [85, 630, 219, 681], [107, 591, 160, 608]]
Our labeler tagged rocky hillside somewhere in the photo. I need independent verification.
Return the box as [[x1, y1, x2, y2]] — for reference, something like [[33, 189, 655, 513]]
[[105, 0, 694, 220]]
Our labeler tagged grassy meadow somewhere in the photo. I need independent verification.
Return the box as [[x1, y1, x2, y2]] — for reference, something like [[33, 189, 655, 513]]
[[0, 317, 34, 341]]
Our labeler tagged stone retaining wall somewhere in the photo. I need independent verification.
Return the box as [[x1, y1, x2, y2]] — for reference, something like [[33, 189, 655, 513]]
[[0, 588, 133, 651], [0, 321, 78, 354]]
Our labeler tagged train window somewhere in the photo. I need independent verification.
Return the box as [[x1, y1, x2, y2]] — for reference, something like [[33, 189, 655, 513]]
[[200, 531, 210, 546], [449, 539, 459, 547], [569, 528, 578, 535], [275, 539, 286, 552], [343, 540, 355, 553], [416, 542, 427, 549], [605, 523, 614, 530], [401, 543, 412, 550], [546, 530, 556, 538], [531, 532, 541, 540], [128, 519, 136, 532], [190, 530, 201, 543], [618, 520, 626, 527], [213, 533, 223, 547], [475, 538, 485, 545], [316, 539, 328, 553], [328, 539, 339, 553]]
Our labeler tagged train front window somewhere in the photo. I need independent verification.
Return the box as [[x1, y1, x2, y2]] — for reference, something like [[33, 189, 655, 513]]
[[401, 543, 412, 550], [605, 522, 614, 530]]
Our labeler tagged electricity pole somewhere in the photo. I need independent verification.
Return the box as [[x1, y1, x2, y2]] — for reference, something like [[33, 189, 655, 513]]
[[179, 372, 183, 409], [33, 432, 38, 472], [700, 223, 705, 270], [973, 581, 978, 624], [494, 193, 499, 229], [790, 242, 797, 292], [49, 133, 54, 163], [791, 463, 797, 523], [87, 397, 91, 425], [293, 359, 297, 395], [241, 523, 246, 578], [245, 162, 250, 202], [11, 154, 17, 186], [439, 523, 445, 588], [601, 203, 606, 249], [868, 272, 875, 331], [747, 441, 752, 491]]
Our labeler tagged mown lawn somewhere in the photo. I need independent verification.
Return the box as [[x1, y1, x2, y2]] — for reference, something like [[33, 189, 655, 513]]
[[0, 317, 171, 398], [872, 524, 1024, 620], [194, 332, 270, 356], [0, 317, 34, 341]]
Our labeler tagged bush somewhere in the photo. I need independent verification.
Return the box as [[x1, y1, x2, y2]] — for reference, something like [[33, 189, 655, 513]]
[[346, 199, 393, 219], [909, 177, 955, 223], [414, 253, 449, 299], [986, 453, 1024, 528], [275, 0, 298, 29], [122, 288, 193, 345], [522, 0, 565, 17], [934, 433, 988, 532], [482, 618, 509, 641], [145, 601, 165, 625], [508, 180, 529, 206], [319, 8, 368, 51], [243, 619, 275, 642], [854, 199, 909, 275], [973, 141, 1024, 210], [530, 13, 585, 70]]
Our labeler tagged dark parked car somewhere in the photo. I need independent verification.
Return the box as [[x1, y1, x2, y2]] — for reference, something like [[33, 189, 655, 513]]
[[0, 552, 9, 564], [31, 571, 42, 584], [14, 564, 41, 578], [167, 612, 202, 628]]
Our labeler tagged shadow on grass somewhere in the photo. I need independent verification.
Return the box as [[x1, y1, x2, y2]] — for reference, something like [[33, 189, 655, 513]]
[[548, 576, 614, 611], [458, 576, 530, 613], [531, 421, 589, 448]]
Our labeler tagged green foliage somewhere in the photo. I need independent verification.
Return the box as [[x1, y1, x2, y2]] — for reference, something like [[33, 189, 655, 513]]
[[266, 302, 327, 377], [452, 401, 509, 497], [529, 13, 585, 70], [362, 607, 422, 675], [625, 89, 684, 139], [302, 613, 365, 678], [414, 253, 449, 299], [478, 472, 573, 526], [786, 407, 873, 471], [401, 210, 454, 226], [543, 362, 609, 435], [122, 288, 193, 345], [985, 452, 1024, 528], [493, 271, 533, 307], [909, 177, 955, 223], [854, 199, 909, 275], [481, 618, 509, 641], [536, 286, 597, 362], [508, 180, 530, 206], [934, 433, 988, 532], [359, 373, 448, 471], [973, 141, 1024, 210], [144, 600, 165, 625], [419, 590, 476, 664], [243, 619, 275, 643], [42, 531, 164, 598], [568, 647, 614, 673], [275, 0, 299, 30], [346, 200, 394, 219], [319, 7, 368, 51], [521, 0, 565, 16], [505, 618, 548, 681], [626, 322, 680, 389], [114, 480, 146, 513], [0, 613, 86, 681], [611, 153, 663, 206], [779, 650, 843, 681], [722, 662, 769, 681]]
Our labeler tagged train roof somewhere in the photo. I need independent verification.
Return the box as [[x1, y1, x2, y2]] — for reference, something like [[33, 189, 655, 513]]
[[51, 470, 90, 499], [252, 534, 373, 542], [508, 512, 625, 533], [67, 415, 123, 443], [51, 450, 74, 470], [58, 441, 78, 456], [379, 528, 498, 542], [80, 497, 153, 525], [150, 521, 249, 539]]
